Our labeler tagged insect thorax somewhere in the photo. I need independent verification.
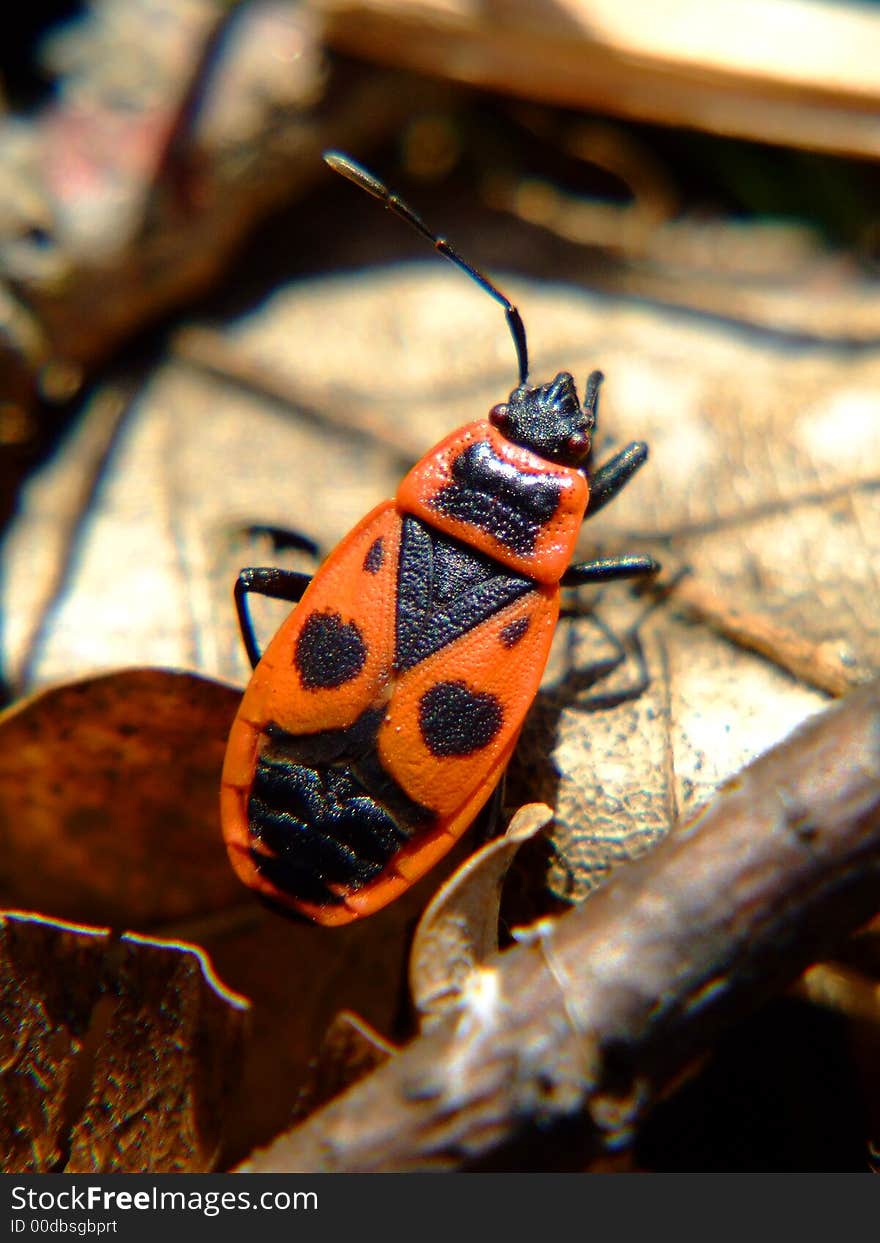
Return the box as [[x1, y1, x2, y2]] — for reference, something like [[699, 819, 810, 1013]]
[[396, 421, 589, 583]]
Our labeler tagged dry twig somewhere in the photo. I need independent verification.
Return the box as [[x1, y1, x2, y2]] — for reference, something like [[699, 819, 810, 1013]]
[[239, 679, 880, 1171], [662, 574, 872, 698]]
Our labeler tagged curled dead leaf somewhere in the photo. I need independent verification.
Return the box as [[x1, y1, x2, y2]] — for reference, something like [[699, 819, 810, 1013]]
[[409, 804, 553, 1031], [67, 931, 249, 1174]]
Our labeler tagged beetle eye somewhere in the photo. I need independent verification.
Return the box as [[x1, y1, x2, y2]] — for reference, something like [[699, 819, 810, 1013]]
[[565, 430, 591, 458], [490, 403, 510, 430]]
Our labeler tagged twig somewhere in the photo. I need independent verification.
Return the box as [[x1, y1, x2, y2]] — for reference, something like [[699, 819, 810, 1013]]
[[664, 574, 871, 697], [238, 679, 880, 1171]]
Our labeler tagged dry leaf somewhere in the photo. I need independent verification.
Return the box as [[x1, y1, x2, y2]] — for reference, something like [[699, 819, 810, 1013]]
[[0, 670, 244, 927], [289, 1010, 396, 1124], [0, 912, 248, 1174], [409, 803, 552, 1030], [0, 912, 109, 1173], [67, 931, 249, 1173]]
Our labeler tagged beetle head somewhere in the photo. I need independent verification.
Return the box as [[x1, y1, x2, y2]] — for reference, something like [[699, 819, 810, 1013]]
[[489, 370, 600, 466]]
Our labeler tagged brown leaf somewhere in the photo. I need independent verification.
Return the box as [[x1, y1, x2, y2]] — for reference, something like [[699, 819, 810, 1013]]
[[67, 931, 249, 1173], [409, 804, 552, 1030], [289, 1010, 396, 1124], [0, 912, 248, 1174], [0, 912, 109, 1173], [0, 670, 243, 927]]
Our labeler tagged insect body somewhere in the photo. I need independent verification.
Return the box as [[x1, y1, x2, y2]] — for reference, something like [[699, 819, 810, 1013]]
[[220, 153, 658, 925]]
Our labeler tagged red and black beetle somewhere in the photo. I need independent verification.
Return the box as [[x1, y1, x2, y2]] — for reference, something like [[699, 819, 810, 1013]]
[[220, 152, 658, 924]]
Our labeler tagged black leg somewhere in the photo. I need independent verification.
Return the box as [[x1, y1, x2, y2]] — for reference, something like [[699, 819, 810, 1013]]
[[578, 613, 651, 711], [585, 442, 648, 518], [238, 525, 320, 559], [553, 608, 653, 713], [235, 567, 312, 669], [561, 554, 659, 588]]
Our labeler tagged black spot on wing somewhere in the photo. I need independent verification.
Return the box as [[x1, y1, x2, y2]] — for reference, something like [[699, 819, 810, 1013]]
[[500, 616, 530, 647], [418, 680, 504, 758], [430, 440, 562, 554], [363, 537, 384, 574], [294, 610, 366, 690], [395, 518, 534, 671]]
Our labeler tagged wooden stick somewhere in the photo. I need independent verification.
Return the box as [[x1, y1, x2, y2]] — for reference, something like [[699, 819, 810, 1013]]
[[239, 679, 880, 1171]]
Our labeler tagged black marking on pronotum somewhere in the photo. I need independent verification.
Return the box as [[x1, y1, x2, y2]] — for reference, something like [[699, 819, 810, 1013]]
[[418, 680, 504, 758], [248, 713, 434, 903], [363, 537, 384, 574], [294, 610, 367, 690], [431, 440, 562, 555], [395, 517, 534, 672], [500, 616, 530, 648]]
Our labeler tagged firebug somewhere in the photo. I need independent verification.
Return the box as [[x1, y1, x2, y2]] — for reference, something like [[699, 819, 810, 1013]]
[[220, 152, 658, 924]]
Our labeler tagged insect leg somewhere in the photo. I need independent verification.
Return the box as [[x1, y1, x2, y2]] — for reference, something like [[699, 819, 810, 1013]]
[[235, 567, 312, 669], [238, 525, 320, 558], [558, 606, 653, 711], [584, 442, 649, 517], [561, 554, 659, 587], [583, 612, 652, 709]]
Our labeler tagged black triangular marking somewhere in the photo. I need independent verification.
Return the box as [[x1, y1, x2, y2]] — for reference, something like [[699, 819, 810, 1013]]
[[395, 517, 535, 672]]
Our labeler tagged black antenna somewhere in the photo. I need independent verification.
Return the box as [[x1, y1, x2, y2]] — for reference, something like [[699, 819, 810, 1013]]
[[324, 151, 529, 387]]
